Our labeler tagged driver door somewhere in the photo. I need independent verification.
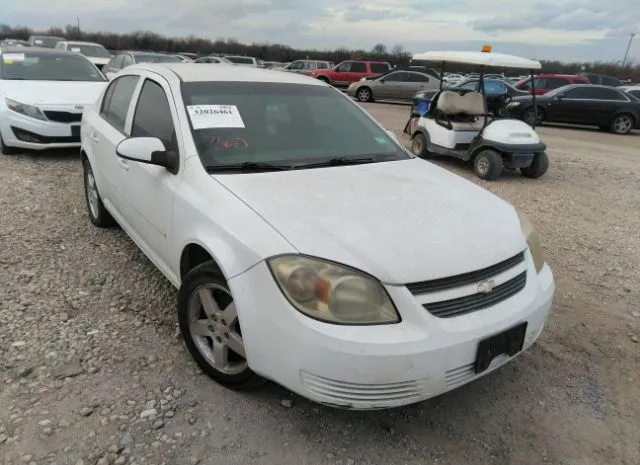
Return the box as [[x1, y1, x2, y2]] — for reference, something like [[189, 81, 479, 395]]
[[117, 74, 184, 267], [376, 71, 405, 99]]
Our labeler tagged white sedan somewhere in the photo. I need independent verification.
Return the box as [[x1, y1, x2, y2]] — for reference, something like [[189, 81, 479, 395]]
[[80, 63, 555, 409], [0, 47, 107, 154]]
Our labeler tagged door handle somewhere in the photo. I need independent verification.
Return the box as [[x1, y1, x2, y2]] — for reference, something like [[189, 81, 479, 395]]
[[89, 132, 99, 143], [118, 158, 130, 171]]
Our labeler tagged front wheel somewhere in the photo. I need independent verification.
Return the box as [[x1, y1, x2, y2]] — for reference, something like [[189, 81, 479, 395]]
[[83, 158, 116, 227], [520, 152, 549, 179], [0, 135, 18, 155], [356, 87, 373, 102], [178, 261, 266, 391], [473, 150, 504, 180], [610, 114, 634, 135], [410, 132, 431, 159]]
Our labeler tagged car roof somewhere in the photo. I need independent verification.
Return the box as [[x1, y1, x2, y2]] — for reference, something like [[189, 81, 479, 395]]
[[64, 40, 104, 46], [0, 46, 78, 56], [129, 63, 328, 85]]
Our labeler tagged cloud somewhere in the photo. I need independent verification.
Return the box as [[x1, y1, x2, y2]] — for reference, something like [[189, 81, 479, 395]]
[[2, 0, 639, 61]]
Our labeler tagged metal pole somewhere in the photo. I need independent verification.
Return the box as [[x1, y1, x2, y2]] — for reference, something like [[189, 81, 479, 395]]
[[77, 17, 80, 38], [622, 33, 635, 67]]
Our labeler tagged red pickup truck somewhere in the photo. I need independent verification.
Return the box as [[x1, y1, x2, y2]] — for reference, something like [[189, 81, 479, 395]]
[[310, 60, 391, 87]]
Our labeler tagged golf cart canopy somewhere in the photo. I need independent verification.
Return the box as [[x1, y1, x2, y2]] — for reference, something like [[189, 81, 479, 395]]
[[412, 51, 542, 70]]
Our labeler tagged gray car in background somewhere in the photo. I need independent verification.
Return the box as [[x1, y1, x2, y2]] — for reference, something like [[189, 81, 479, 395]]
[[284, 59, 333, 76], [347, 70, 440, 102]]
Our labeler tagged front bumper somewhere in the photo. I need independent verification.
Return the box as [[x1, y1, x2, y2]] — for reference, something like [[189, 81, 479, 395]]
[[0, 108, 82, 150], [346, 83, 357, 97], [229, 256, 555, 410]]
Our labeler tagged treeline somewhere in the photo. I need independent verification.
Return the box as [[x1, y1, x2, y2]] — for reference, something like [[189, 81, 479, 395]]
[[2, 23, 639, 82]]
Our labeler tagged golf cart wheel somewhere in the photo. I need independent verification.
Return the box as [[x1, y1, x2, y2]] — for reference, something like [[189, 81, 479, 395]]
[[178, 261, 266, 391], [523, 107, 544, 127], [520, 152, 549, 179], [473, 150, 504, 181], [0, 135, 18, 155], [410, 132, 431, 159], [356, 87, 373, 102], [610, 113, 634, 135]]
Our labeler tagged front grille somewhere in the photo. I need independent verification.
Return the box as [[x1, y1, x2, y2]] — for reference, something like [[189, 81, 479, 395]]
[[424, 271, 527, 318], [44, 111, 83, 123], [406, 251, 525, 294]]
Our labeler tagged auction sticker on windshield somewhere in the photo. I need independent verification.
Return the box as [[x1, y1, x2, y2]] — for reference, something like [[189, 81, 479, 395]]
[[187, 105, 245, 129], [3, 53, 25, 64], [71, 48, 81, 52]]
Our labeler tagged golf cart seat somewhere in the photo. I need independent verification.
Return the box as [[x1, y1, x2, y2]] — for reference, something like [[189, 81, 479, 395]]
[[434, 91, 486, 131]]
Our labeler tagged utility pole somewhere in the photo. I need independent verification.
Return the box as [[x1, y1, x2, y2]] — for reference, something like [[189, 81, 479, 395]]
[[77, 17, 80, 39], [622, 33, 635, 67]]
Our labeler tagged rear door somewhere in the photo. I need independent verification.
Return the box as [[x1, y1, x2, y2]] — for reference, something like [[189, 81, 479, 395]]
[[86, 74, 140, 212], [404, 72, 436, 98], [117, 73, 184, 266], [345, 62, 368, 83], [587, 87, 631, 125], [376, 71, 405, 99]]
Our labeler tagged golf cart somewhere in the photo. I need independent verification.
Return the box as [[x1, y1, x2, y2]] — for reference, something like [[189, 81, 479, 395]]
[[405, 49, 548, 181]]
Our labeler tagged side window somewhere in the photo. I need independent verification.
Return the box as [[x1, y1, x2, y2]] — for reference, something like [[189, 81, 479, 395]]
[[131, 79, 178, 153], [55, 42, 65, 49], [590, 88, 627, 101], [533, 78, 548, 89], [302, 61, 314, 70], [317, 62, 329, 69], [563, 87, 596, 99], [383, 72, 404, 82], [121, 54, 134, 67], [100, 75, 139, 132], [370, 63, 390, 74], [546, 78, 569, 89], [458, 81, 479, 91], [287, 61, 303, 70], [350, 62, 367, 73], [336, 62, 352, 72], [602, 76, 620, 87], [406, 72, 430, 83], [484, 80, 506, 94]]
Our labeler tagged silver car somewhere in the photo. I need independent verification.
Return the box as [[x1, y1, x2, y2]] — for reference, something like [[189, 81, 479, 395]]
[[347, 70, 440, 102], [284, 59, 333, 76]]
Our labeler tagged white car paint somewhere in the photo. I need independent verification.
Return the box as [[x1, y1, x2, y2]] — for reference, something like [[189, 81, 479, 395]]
[[81, 63, 555, 409], [55, 41, 112, 69], [0, 51, 107, 151]]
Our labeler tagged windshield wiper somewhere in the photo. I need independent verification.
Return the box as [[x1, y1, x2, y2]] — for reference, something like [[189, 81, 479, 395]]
[[293, 157, 376, 169], [206, 161, 292, 172]]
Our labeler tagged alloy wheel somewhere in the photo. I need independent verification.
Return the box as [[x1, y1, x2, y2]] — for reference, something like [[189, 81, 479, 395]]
[[85, 165, 100, 220]]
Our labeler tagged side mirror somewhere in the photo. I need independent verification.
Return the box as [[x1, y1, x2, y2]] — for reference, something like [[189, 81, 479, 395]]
[[116, 137, 179, 174]]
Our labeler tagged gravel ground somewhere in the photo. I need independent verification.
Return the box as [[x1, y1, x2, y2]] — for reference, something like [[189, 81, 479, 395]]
[[1, 103, 639, 465]]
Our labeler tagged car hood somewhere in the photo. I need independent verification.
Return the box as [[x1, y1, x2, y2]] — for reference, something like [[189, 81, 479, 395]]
[[213, 158, 527, 284], [0, 80, 107, 106]]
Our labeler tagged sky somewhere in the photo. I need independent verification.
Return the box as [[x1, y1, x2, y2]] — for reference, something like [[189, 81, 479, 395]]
[[3, 0, 640, 62]]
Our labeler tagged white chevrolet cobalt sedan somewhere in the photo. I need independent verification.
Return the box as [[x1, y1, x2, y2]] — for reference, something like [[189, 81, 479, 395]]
[[0, 47, 107, 155], [80, 63, 555, 409]]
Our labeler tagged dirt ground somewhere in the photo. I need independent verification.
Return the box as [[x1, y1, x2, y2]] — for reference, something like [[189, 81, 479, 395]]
[[0, 102, 639, 465]]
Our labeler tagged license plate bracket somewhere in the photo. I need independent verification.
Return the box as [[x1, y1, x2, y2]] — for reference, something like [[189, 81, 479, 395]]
[[474, 322, 527, 374]]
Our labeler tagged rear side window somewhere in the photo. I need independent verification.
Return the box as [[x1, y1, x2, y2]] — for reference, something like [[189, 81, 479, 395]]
[[589, 88, 627, 101], [350, 62, 367, 73], [111, 55, 124, 70], [407, 72, 430, 83], [121, 54, 134, 67], [546, 78, 569, 89], [100, 75, 139, 132], [383, 72, 405, 82], [563, 87, 598, 99], [131, 79, 178, 152], [317, 62, 329, 69], [370, 63, 390, 74], [601, 76, 620, 87]]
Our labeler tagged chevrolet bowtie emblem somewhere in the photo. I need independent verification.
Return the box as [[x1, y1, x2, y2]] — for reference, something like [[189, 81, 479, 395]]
[[477, 280, 496, 294]]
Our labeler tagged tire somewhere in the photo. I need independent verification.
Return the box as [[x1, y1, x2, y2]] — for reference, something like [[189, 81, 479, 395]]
[[523, 107, 544, 127], [410, 132, 431, 159], [520, 152, 549, 179], [178, 261, 266, 391], [83, 157, 116, 228], [473, 150, 504, 180], [610, 113, 634, 135], [356, 86, 373, 102], [316, 76, 330, 84], [0, 135, 19, 155]]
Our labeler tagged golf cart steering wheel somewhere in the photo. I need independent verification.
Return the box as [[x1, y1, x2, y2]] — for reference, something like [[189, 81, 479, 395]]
[[502, 94, 513, 105]]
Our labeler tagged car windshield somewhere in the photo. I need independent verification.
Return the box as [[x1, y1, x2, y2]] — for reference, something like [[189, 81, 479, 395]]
[[68, 43, 110, 57], [31, 37, 62, 47], [225, 56, 254, 64], [134, 54, 181, 63], [181, 81, 410, 170], [0, 51, 106, 81]]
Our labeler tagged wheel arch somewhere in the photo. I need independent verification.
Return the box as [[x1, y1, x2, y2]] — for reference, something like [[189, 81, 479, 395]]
[[179, 241, 225, 282]]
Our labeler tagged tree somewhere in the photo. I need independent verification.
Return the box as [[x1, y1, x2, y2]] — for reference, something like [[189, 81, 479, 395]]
[[371, 43, 387, 56]]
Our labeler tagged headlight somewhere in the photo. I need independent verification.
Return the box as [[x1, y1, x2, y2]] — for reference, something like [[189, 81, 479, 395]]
[[5, 98, 47, 121], [267, 255, 400, 325], [518, 212, 545, 272]]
